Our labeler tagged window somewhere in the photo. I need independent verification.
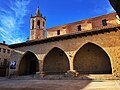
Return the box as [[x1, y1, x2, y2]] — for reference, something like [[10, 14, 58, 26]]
[[4, 59, 7, 66], [78, 25, 81, 31], [7, 49, 10, 54], [57, 30, 60, 35], [0, 48, 1, 52], [3, 49, 6, 53], [43, 21, 45, 27], [37, 20, 40, 28], [32, 20, 34, 29], [102, 19, 107, 26]]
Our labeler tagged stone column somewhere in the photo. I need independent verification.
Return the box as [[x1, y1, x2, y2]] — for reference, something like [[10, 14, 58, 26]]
[[38, 60, 46, 77], [67, 51, 79, 77], [69, 57, 74, 71]]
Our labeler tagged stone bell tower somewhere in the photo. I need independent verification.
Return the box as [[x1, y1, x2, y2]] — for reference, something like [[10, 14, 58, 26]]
[[30, 6, 46, 40]]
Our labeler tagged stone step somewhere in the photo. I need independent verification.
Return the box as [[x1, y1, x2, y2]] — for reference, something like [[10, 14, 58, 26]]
[[4, 74, 119, 80]]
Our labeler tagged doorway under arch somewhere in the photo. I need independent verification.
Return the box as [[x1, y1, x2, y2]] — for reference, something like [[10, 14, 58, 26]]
[[43, 47, 70, 74], [74, 43, 112, 74], [18, 51, 39, 76]]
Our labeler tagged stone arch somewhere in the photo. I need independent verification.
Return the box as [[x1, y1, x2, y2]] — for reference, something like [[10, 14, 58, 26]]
[[43, 21, 45, 27], [32, 20, 34, 29], [18, 51, 39, 76], [43, 47, 70, 74], [73, 42, 112, 74], [37, 20, 40, 28]]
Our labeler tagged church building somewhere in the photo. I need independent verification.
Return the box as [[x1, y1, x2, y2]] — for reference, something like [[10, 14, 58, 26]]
[[8, 5, 120, 80], [30, 7, 120, 40]]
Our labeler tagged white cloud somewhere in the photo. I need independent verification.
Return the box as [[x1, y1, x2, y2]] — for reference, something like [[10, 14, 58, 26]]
[[0, 0, 30, 44]]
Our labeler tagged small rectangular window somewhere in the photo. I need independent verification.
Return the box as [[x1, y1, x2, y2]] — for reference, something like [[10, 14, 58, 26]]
[[0, 48, 1, 52], [78, 25, 81, 31], [4, 59, 7, 66], [102, 19, 107, 26], [57, 30, 60, 35], [7, 50, 10, 54], [3, 49, 6, 53]]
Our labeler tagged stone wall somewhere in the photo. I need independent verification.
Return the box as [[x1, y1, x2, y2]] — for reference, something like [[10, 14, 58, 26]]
[[9, 28, 120, 79], [0, 44, 11, 62], [47, 13, 119, 38]]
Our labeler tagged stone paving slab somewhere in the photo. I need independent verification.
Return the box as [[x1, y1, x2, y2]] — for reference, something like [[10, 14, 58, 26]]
[[0, 80, 119, 90]]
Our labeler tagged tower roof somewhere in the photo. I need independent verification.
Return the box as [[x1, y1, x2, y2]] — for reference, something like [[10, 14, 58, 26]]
[[35, 6, 41, 16]]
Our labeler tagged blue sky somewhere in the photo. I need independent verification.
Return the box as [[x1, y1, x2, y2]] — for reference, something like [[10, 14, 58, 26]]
[[0, 0, 115, 44]]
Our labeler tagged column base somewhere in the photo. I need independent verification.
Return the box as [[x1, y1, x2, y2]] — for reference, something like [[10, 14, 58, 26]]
[[35, 72, 46, 79], [40, 71, 46, 77], [66, 70, 79, 77]]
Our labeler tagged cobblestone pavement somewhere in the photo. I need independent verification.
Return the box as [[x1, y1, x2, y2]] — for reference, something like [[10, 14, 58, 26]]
[[0, 79, 120, 90]]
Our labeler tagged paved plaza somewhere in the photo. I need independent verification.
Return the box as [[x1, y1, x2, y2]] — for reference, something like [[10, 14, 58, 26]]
[[0, 79, 120, 90]]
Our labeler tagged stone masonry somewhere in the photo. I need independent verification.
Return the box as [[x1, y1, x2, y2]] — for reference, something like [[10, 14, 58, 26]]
[[9, 25, 120, 79], [8, 6, 120, 80]]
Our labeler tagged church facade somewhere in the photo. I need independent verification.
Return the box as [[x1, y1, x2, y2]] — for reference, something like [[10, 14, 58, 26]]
[[8, 6, 120, 79]]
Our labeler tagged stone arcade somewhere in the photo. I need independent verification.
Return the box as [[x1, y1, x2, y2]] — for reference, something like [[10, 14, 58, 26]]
[[8, 5, 120, 79]]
